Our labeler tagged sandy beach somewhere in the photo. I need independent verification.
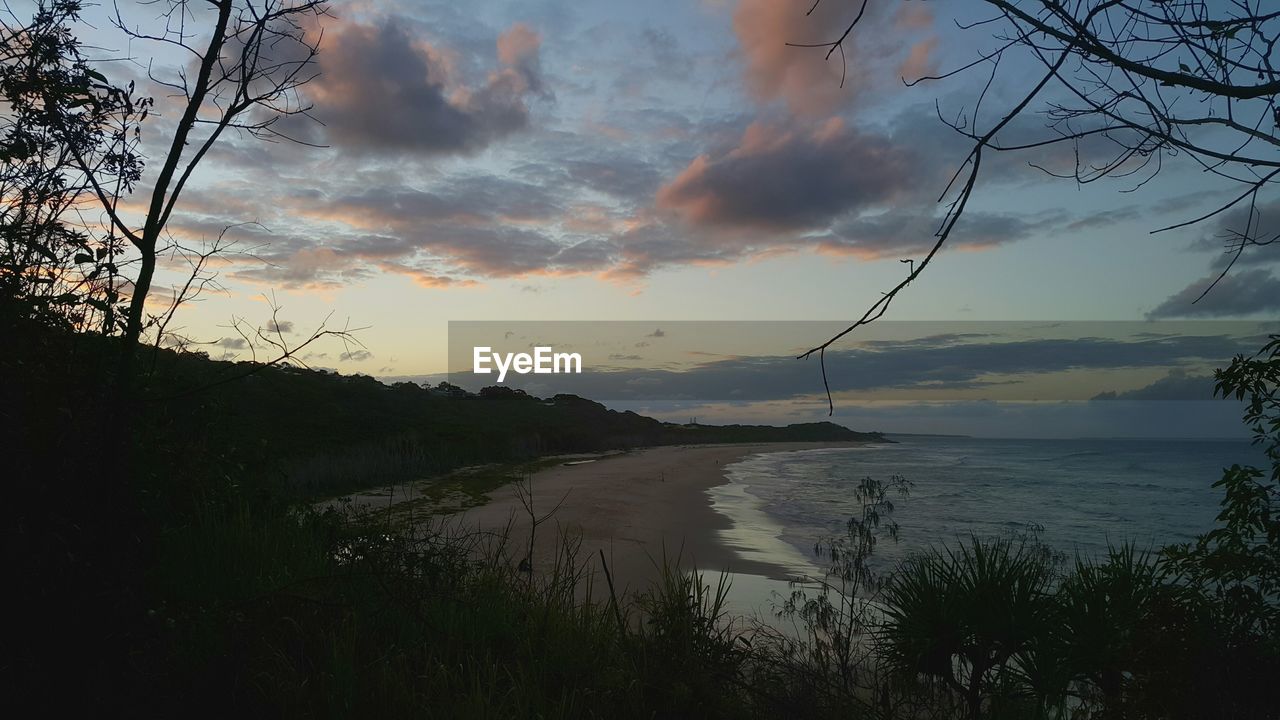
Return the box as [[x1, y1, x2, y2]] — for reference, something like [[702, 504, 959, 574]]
[[445, 442, 866, 598]]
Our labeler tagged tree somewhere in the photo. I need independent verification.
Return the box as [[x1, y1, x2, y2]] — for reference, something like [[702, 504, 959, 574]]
[[797, 8, 1280, 713], [0, 1, 360, 488], [793, 1, 1280, 408], [877, 343, 1280, 718], [0, 0, 145, 332], [880, 536, 1056, 720], [92, 0, 330, 384]]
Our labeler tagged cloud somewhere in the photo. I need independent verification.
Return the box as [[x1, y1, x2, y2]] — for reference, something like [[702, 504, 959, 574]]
[[1092, 369, 1217, 401], [732, 0, 926, 115], [230, 172, 624, 283], [1186, 201, 1280, 271], [820, 209, 1053, 259], [657, 120, 913, 230], [453, 332, 1253, 403], [229, 245, 378, 290], [733, 0, 844, 115], [340, 349, 374, 362], [898, 37, 938, 81], [604, 110, 1056, 276], [1148, 269, 1280, 318], [310, 175, 566, 229], [167, 6, 1105, 291], [216, 337, 249, 350], [266, 319, 295, 334], [377, 263, 480, 289], [304, 17, 545, 155], [496, 23, 544, 91]]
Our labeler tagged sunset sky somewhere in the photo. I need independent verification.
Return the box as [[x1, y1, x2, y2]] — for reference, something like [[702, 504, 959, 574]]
[[60, 0, 1279, 434]]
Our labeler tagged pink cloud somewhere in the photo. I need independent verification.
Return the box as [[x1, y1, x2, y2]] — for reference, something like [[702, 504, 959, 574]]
[[497, 23, 541, 67], [733, 0, 853, 116], [898, 37, 938, 82], [656, 119, 914, 230]]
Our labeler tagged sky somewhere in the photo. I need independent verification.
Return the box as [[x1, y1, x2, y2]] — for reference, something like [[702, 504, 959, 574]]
[[44, 0, 1280, 436]]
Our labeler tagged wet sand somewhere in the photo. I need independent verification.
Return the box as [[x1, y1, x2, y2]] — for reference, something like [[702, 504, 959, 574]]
[[447, 442, 865, 598]]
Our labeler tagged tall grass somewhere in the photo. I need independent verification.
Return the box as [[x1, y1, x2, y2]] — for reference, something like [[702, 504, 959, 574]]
[[143, 496, 766, 718]]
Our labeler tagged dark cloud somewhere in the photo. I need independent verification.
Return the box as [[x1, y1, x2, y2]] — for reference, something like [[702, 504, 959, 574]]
[[340, 349, 374, 362], [604, 222, 741, 279], [1092, 369, 1216, 401], [266, 319, 295, 334], [454, 332, 1253, 403], [1184, 201, 1280, 271], [1065, 207, 1144, 232], [215, 170, 620, 284], [657, 121, 914, 231], [320, 176, 566, 227], [229, 244, 379, 290], [305, 18, 545, 155], [639, 27, 691, 78], [1148, 268, 1280, 318], [563, 158, 664, 202], [506, 129, 677, 205], [821, 209, 1053, 258]]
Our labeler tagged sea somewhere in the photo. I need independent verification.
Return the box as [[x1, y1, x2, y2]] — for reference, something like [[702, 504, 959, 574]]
[[706, 435, 1267, 618]]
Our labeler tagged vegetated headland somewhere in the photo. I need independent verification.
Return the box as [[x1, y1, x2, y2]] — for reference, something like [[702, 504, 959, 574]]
[[10, 326, 1277, 719]]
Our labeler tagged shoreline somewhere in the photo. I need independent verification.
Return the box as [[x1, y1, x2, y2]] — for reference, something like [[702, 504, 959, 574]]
[[447, 441, 871, 597]]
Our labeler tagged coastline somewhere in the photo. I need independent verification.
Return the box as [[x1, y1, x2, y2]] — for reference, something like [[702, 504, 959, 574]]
[[447, 441, 869, 597]]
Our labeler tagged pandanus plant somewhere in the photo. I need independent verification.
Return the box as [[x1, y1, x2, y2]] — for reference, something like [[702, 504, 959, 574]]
[[1055, 544, 1162, 714], [879, 536, 1056, 719]]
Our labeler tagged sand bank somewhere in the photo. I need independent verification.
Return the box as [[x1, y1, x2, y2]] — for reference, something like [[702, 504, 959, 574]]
[[447, 442, 865, 598]]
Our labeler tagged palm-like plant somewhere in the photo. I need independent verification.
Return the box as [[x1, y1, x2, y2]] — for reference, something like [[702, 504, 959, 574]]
[[1056, 544, 1161, 713], [880, 536, 1055, 719]]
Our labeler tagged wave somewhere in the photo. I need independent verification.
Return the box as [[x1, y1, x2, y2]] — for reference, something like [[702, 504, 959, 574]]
[[714, 438, 1235, 571]]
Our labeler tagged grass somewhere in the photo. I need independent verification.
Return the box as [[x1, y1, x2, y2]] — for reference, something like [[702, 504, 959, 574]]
[[141, 498, 763, 718], [328, 451, 630, 522], [8, 323, 1277, 719]]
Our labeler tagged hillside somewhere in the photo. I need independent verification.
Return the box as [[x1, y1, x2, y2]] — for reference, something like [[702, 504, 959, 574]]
[[116, 342, 887, 498]]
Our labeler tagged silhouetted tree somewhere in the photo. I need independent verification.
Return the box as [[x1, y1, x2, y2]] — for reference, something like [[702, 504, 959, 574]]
[[795, 1, 1280, 407], [96, 0, 331, 384], [0, 0, 146, 331]]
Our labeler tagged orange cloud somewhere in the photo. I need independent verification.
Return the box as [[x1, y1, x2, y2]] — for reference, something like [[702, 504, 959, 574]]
[[733, 0, 936, 116], [657, 119, 913, 230], [377, 262, 480, 289], [894, 3, 935, 30], [733, 0, 852, 115], [898, 37, 938, 82], [497, 23, 541, 67]]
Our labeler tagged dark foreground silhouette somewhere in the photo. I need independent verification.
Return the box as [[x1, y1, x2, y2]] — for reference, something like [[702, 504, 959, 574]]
[[4, 321, 1277, 719]]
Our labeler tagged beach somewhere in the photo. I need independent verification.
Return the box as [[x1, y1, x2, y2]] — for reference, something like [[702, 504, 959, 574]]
[[446, 442, 865, 598]]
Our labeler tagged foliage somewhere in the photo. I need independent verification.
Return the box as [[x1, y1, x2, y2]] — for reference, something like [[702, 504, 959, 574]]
[[800, 1, 1280, 405], [874, 337, 1280, 719], [0, 0, 145, 331], [881, 537, 1056, 719]]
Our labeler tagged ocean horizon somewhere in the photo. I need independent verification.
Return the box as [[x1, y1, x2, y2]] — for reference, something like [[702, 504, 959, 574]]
[[707, 435, 1264, 616]]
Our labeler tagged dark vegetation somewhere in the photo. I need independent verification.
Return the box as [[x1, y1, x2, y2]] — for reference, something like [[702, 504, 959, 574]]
[[5, 2, 1279, 717], [78, 332, 880, 500], [8, 305, 1280, 719], [2, 316, 886, 717]]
